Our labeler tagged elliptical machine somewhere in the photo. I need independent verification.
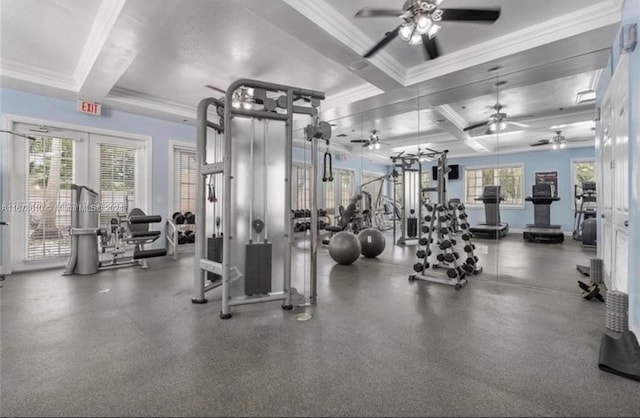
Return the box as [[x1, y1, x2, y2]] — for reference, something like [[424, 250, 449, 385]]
[[572, 181, 597, 247]]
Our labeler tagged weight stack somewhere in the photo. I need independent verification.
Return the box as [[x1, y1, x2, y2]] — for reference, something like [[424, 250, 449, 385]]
[[590, 258, 604, 284], [207, 237, 223, 282], [605, 291, 629, 333]]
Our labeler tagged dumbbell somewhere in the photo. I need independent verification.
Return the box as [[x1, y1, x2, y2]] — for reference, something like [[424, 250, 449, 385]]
[[439, 240, 452, 250], [425, 204, 434, 212], [461, 233, 473, 241], [416, 250, 427, 259], [413, 263, 425, 272], [436, 253, 445, 262], [424, 215, 432, 222], [444, 253, 460, 263], [172, 212, 185, 224], [177, 232, 188, 245], [462, 263, 475, 274], [459, 223, 468, 230], [457, 203, 465, 211], [184, 211, 195, 224], [459, 213, 468, 219], [419, 237, 430, 246], [466, 256, 478, 266], [463, 244, 475, 253], [422, 225, 431, 234]]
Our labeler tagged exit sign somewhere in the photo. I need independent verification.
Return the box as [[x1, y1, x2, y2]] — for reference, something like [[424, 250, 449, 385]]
[[77, 99, 102, 116]]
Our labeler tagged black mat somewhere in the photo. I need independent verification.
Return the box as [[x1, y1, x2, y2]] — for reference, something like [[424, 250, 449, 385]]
[[598, 331, 640, 381]]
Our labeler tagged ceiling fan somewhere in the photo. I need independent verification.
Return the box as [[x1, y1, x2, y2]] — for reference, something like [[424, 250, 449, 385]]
[[530, 130, 592, 149], [350, 130, 385, 149], [355, 0, 501, 60], [463, 103, 531, 134]]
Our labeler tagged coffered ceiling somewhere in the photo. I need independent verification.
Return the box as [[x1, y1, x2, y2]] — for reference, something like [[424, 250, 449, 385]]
[[0, 0, 622, 163]]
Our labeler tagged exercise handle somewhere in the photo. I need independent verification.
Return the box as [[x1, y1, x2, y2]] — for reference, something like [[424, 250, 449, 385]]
[[129, 215, 162, 224]]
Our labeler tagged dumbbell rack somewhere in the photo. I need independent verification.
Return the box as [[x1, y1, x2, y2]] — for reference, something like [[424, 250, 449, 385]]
[[409, 203, 479, 290], [166, 216, 196, 258], [291, 209, 329, 237], [455, 203, 482, 275]]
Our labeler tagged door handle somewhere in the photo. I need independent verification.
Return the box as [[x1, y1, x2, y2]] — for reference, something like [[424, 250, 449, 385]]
[[625, 220, 629, 227]]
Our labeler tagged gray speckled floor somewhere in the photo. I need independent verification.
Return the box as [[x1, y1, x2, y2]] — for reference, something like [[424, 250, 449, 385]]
[[1, 232, 639, 417]]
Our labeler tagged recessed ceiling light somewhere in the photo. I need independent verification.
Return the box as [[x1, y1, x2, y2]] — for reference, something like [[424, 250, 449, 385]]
[[576, 90, 596, 104], [488, 66, 502, 72], [348, 60, 369, 71], [495, 81, 507, 86], [436, 119, 445, 123], [336, 133, 347, 137]]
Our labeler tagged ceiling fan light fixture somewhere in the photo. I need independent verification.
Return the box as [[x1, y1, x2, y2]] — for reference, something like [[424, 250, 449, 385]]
[[368, 143, 374, 150], [399, 23, 414, 41], [560, 142, 566, 149], [499, 121, 507, 130], [416, 14, 431, 33], [409, 32, 423, 45], [552, 144, 558, 150], [427, 23, 441, 39], [489, 122, 497, 132], [375, 142, 381, 150]]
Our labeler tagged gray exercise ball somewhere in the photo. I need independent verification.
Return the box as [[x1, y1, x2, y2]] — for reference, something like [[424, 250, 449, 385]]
[[358, 228, 386, 258], [328, 231, 362, 265]]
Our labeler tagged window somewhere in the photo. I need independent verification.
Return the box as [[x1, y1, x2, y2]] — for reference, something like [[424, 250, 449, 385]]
[[99, 143, 138, 227], [573, 159, 596, 196], [465, 165, 523, 205], [421, 171, 430, 189], [26, 136, 74, 259], [324, 181, 335, 214], [361, 172, 384, 205], [323, 169, 352, 216], [175, 149, 197, 213], [295, 165, 311, 210], [339, 171, 352, 207]]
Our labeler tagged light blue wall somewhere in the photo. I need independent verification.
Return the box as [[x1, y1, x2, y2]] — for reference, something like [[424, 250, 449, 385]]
[[421, 147, 595, 232], [596, 0, 639, 335], [0, 88, 196, 236]]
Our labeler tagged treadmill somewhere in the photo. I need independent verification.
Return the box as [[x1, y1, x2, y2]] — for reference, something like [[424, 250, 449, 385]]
[[469, 186, 509, 239], [523, 183, 564, 243]]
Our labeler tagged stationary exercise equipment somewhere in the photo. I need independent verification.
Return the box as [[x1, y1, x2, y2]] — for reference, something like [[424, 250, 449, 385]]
[[63, 185, 166, 275], [358, 228, 386, 258], [390, 152, 422, 246], [193, 79, 328, 318], [572, 181, 597, 246], [469, 186, 509, 239], [409, 150, 482, 289], [523, 183, 564, 243], [328, 231, 362, 265]]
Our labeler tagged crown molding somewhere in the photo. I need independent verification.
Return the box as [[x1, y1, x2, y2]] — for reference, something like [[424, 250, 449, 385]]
[[73, 0, 127, 86], [321, 83, 383, 112], [105, 87, 197, 120], [0, 59, 77, 91], [282, 0, 405, 84], [405, 1, 622, 86]]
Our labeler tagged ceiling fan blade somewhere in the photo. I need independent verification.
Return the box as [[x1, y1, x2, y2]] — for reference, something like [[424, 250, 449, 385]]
[[355, 8, 404, 18], [530, 140, 551, 147], [507, 121, 531, 128], [205, 84, 226, 95], [463, 121, 489, 132], [363, 26, 400, 58], [421, 34, 440, 60], [350, 139, 369, 143], [362, 142, 372, 148], [440, 8, 501, 23]]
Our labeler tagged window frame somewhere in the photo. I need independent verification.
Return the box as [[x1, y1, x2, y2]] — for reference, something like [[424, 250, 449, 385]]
[[570, 157, 596, 203], [463, 163, 525, 209], [2, 114, 151, 273], [169, 141, 197, 215]]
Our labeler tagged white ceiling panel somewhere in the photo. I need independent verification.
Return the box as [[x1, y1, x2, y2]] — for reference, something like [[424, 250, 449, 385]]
[[115, 0, 366, 108], [0, 0, 102, 75]]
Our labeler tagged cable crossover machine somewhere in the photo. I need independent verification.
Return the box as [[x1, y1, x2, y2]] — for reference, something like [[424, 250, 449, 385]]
[[192, 79, 331, 318]]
